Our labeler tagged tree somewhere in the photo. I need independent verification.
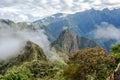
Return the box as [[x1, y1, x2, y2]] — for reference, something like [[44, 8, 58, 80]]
[[111, 43, 120, 65], [63, 47, 116, 80]]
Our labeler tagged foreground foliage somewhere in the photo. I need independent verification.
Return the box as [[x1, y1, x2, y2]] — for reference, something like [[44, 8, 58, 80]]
[[1, 66, 33, 80], [0, 41, 65, 80], [0, 61, 65, 80], [63, 47, 116, 80], [0, 40, 119, 80], [111, 43, 120, 65]]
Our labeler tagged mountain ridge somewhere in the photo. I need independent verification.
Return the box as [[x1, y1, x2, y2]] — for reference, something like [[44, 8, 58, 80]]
[[51, 29, 98, 54], [34, 8, 120, 51]]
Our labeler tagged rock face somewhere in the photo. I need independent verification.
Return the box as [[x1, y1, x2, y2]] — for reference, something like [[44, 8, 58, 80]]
[[51, 29, 98, 54]]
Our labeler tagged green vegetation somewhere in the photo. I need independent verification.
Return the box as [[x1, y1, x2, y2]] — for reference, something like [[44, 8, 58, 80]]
[[0, 61, 65, 80], [111, 43, 120, 65], [1, 41, 120, 80], [2, 66, 33, 80], [63, 47, 116, 80], [0, 41, 65, 80]]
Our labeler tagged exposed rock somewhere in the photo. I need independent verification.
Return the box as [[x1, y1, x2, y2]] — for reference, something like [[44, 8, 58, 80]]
[[51, 29, 98, 54]]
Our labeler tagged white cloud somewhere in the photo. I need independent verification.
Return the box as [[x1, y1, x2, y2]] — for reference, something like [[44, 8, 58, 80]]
[[106, 0, 120, 4], [0, 25, 51, 60], [0, 24, 60, 61], [0, 0, 120, 22], [94, 22, 120, 41]]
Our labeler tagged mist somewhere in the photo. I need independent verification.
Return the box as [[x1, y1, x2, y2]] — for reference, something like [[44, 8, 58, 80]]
[[0, 25, 52, 60], [93, 22, 120, 42]]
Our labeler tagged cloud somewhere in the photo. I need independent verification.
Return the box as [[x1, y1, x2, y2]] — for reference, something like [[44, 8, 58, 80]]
[[0, 24, 51, 60], [0, 24, 59, 61], [0, 0, 119, 22], [93, 22, 120, 41]]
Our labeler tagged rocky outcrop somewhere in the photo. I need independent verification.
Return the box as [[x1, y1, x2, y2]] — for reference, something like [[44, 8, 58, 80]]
[[51, 29, 98, 54]]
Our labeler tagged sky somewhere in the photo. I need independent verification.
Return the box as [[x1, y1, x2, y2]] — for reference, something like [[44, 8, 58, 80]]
[[0, 0, 120, 22]]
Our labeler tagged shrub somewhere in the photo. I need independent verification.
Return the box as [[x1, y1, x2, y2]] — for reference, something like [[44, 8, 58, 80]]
[[3, 65, 33, 80], [111, 43, 120, 65], [63, 47, 116, 80]]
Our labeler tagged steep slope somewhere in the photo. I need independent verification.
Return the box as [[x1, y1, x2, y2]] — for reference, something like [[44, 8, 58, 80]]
[[0, 41, 47, 74], [0, 41, 61, 79], [17, 41, 47, 61], [51, 29, 98, 54]]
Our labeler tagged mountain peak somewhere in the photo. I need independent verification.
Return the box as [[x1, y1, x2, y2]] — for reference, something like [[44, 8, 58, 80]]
[[0, 41, 47, 74], [51, 29, 98, 54], [20, 40, 47, 62], [61, 28, 76, 37], [62, 28, 73, 33], [0, 19, 14, 24]]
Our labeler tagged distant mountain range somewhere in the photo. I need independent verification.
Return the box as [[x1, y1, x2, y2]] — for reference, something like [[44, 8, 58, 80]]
[[0, 8, 120, 51], [34, 8, 120, 51], [0, 19, 39, 30]]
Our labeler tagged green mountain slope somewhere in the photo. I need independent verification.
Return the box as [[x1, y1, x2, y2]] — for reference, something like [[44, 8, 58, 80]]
[[0, 41, 47, 74], [0, 41, 62, 80]]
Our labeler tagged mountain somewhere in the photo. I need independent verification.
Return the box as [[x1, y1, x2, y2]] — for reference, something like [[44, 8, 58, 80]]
[[17, 22, 39, 30], [0, 8, 120, 52], [17, 41, 47, 61], [34, 8, 120, 51], [34, 13, 81, 41], [0, 41, 62, 79], [0, 19, 39, 30], [0, 19, 15, 25], [51, 29, 98, 54], [0, 19, 17, 28], [0, 41, 47, 74]]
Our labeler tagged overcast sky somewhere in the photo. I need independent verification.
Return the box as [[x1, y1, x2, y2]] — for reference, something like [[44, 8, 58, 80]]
[[0, 0, 120, 22]]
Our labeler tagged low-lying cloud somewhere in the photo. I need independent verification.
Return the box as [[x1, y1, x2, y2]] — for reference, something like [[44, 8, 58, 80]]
[[94, 22, 120, 41], [0, 25, 51, 60]]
